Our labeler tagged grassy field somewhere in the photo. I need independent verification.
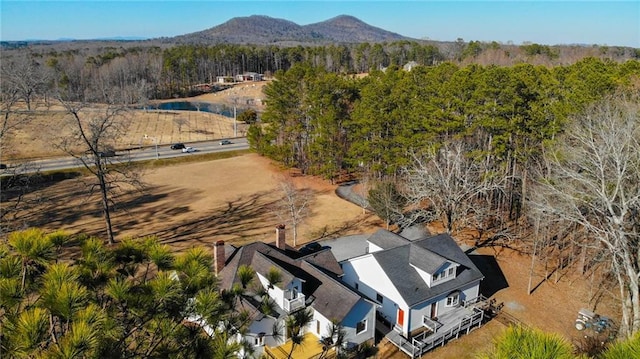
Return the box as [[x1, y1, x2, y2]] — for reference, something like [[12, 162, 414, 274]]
[[2, 82, 266, 161]]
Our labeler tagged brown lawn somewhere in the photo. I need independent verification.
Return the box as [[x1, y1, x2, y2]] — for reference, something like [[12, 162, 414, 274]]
[[2, 82, 267, 161], [1, 81, 620, 358], [6, 152, 618, 359]]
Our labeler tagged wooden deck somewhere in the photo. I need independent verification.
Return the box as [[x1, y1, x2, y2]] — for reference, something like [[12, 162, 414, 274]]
[[264, 332, 336, 359], [385, 297, 492, 358]]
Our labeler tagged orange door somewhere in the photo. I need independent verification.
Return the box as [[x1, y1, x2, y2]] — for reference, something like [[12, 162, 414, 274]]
[[397, 308, 404, 326]]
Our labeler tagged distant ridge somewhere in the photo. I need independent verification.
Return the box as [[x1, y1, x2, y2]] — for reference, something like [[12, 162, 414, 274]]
[[305, 15, 406, 43], [171, 15, 411, 45]]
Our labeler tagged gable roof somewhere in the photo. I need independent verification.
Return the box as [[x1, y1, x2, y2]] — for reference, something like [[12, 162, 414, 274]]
[[301, 261, 362, 321], [251, 251, 296, 288], [217, 241, 361, 322], [370, 232, 484, 306], [409, 245, 448, 274], [299, 249, 343, 277], [414, 233, 479, 273], [367, 228, 409, 249]]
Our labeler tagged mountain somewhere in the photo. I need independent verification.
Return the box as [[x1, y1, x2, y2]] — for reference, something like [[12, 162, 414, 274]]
[[305, 15, 406, 43], [170, 15, 412, 45]]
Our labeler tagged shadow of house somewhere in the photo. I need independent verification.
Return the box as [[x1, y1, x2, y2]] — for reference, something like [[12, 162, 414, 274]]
[[469, 254, 509, 298]]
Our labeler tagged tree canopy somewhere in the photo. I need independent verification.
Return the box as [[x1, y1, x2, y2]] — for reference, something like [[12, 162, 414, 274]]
[[0, 229, 246, 358]]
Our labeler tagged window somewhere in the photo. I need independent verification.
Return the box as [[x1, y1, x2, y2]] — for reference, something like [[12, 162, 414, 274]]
[[317, 320, 321, 334], [356, 319, 367, 334], [255, 333, 265, 346], [434, 266, 456, 282], [355, 282, 359, 290], [376, 293, 383, 303], [445, 291, 460, 307]]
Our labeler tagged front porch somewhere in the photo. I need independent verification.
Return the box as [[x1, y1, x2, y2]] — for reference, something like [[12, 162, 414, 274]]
[[264, 332, 336, 359], [385, 296, 491, 358]]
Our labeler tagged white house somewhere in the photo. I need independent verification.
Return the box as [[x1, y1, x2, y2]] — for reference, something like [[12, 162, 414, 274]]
[[214, 226, 376, 357], [340, 229, 484, 338]]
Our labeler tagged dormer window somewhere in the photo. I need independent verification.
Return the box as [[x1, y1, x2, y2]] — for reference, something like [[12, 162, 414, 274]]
[[432, 265, 456, 283]]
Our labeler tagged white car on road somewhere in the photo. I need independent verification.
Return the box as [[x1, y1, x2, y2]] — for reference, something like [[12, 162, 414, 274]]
[[182, 146, 196, 153]]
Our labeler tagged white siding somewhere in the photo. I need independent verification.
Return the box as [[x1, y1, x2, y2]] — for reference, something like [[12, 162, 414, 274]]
[[368, 241, 384, 253], [341, 255, 408, 333], [341, 299, 376, 345], [286, 278, 303, 293], [313, 310, 333, 340], [256, 272, 285, 310], [409, 261, 460, 288], [431, 262, 459, 286], [411, 265, 433, 287]]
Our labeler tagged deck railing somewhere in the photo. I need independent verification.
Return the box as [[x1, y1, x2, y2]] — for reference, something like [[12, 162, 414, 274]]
[[387, 299, 490, 358], [283, 294, 306, 313], [421, 316, 440, 332]]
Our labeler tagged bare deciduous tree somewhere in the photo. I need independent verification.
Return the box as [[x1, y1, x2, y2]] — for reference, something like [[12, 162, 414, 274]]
[[173, 117, 189, 135], [353, 175, 371, 215], [0, 55, 44, 234], [55, 82, 145, 245], [402, 142, 504, 235], [529, 97, 640, 337], [274, 178, 312, 247], [1, 53, 49, 111]]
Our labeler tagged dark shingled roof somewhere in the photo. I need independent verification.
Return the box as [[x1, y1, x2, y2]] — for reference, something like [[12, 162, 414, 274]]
[[301, 262, 362, 321], [217, 240, 360, 322], [409, 245, 447, 274], [299, 249, 344, 277], [367, 228, 409, 249], [251, 252, 295, 288], [370, 232, 484, 306]]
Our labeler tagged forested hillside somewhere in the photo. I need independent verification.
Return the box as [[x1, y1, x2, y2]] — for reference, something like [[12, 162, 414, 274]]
[[2, 38, 638, 101]]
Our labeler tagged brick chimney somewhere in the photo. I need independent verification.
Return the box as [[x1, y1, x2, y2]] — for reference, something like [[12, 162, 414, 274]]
[[214, 240, 225, 275], [276, 224, 286, 249]]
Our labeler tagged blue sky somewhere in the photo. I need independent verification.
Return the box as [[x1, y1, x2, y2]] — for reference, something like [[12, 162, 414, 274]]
[[1, 1, 638, 47]]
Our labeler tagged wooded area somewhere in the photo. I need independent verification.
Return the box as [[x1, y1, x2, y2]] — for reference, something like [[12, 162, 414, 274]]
[[1, 39, 638, 101], [1, 38, 639, 352], [254, 59, 640, 338]]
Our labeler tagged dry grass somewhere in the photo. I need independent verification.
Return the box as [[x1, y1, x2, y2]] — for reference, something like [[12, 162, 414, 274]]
[[2, 80, 620, 359], [2, 82, 267, 161]]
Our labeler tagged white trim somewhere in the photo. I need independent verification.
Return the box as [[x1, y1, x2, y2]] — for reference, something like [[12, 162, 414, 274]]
[[445, 291, 460, 307], [356, 319, 368, 335]]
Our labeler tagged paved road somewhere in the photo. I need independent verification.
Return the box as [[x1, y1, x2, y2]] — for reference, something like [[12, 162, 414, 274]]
[[335, 180, 369, 210], [2, 138, 249, 174]]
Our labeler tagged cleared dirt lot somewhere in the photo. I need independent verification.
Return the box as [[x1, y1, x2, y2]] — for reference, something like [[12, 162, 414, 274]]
[[6, 153, 382, 249]]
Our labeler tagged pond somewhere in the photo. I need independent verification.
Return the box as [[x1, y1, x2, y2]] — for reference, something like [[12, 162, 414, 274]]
[[143, 101, 249, 118]]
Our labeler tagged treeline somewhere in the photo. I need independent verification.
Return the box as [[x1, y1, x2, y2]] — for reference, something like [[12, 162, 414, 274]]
[[252, 58, 639, 180], [4, 40, 638, 103], [252, 58, 640, 337], [5, 41, 442, 102]]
